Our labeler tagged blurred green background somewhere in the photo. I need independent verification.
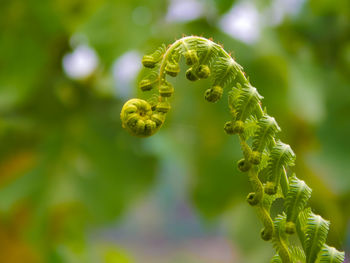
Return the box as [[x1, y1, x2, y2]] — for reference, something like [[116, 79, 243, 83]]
[[0, 0, 349, 262]]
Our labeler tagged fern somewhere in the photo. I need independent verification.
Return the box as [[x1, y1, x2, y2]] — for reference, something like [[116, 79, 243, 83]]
[[252, 115, 281, 152], [235, 83, 263, 121], [305, 213, 330, 263], [291, 246, 307, 263], [265, 141, 296, 195], [212, 56, 242, 87], [120, 36, 345, 262], [297, 207, 312, 249], [272, 214, 292, 263], [142, 44, 166, 68], [284, 175, 312, 225], [316, 245, 345, 263], [271, 248, 306, 263]]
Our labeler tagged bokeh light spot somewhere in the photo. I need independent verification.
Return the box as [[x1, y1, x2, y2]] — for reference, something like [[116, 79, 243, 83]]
[[62, 44, 99, 80], [219, 2, 261, 44]]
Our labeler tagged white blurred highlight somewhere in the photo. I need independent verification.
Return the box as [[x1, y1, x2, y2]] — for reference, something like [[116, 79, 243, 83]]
[[219, 2, 261, 44], [62, 45, 99, 80], [112, 51, 142, 99], [166, 0, 204, 22]]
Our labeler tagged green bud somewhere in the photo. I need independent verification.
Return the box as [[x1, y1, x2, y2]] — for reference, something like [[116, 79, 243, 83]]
[[237, 158, 251, 172], [142, 55, 157, 68], [165, 62, 180, 77], [159, 83, 174, 97], [139, 79, 154, 91], [264, 182, 277, 195], [197, 65, 210, 79], [233, 120, 244, 134], [186, 67, 198, 81], [204, 85, 223, 103], [224, 120, 245, 135], [247, 192, 259, 206], [156, 101, 171, 113], [261, 228, 273, 241], [249, 151, 261, 165], [224, 121, 235, 135], [285, 222, 296, 235]]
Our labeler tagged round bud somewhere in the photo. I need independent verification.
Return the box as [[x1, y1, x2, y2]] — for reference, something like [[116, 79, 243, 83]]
[[165, 62, 180, 77], [249, 151, 261, 165], [264, 182, 277, 195], [237, 158, 251, 172], [246, 192, 258, 206], [204, 86, 223, 103], [233, 120, 244, 134], [139, 79, 154, 91], [184, 50, 198, 65], [186, 68, 198, 81], [196, 65, 210, 79], [285, 221, 296, 235], [261, 228, 272, 241], [142, 55, 157, 68], [224, 121, 235, 135], [159, 83, 174, 97], [156, 101, 171, 113], [120, 99, 163, 137]]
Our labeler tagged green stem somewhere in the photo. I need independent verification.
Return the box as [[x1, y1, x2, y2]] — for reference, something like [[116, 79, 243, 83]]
[[247, 167, 264, 204], [121, 36, 345, 263]]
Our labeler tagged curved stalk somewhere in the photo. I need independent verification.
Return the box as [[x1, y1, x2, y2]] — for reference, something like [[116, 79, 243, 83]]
[[120, 36, 345, 263]]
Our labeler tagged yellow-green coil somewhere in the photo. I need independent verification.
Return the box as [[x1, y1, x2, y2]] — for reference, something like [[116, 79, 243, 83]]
[[120, 99, 165, 137]]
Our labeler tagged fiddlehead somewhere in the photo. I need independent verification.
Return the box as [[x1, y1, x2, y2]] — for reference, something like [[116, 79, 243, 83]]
[[120, 36, 345, 262], [120, 98, 166, 137]]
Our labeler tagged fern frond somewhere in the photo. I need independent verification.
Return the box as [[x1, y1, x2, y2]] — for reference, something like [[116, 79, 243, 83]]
[[179, 38, 216, 67], [212, 57, 242, 87], [139, 70, 159, 91], [298, 208, 311, 230], [142, 44, 166, 68], [272, 245, 307, 263], [316, 244, 345, 263], [272, 214, 292, 263], [235, 83, 263, 121], [121, 36, 345, 263], [252, 115, 281, 152], [228, 86, 242, 118], [242, 116, 259, 139], [257, 151, 270, 173], [305, 213, 330, 263], [196, 40, 220, 66], [285, 175, 312, 223], [291, 246, 306, 263], [266, 141, 296, 194], [296, 207, 312, 251], [179, 37, 203, 53]]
